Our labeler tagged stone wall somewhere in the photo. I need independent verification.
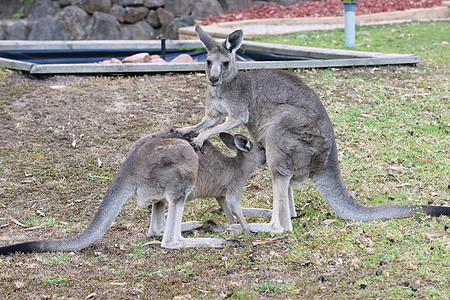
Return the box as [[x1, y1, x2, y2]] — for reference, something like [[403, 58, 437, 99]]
[[0, 0, 294, 40]]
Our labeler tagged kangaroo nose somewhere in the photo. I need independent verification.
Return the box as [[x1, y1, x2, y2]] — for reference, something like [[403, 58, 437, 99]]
[[210, 76, 219, 84]]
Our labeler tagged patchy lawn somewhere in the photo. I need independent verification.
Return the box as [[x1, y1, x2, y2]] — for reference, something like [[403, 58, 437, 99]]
[[0, 21, 448, 299]]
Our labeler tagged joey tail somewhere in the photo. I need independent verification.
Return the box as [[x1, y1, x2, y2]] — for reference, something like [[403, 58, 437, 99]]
[[312, 143, 450, 221], [0, 174, 134, 255]]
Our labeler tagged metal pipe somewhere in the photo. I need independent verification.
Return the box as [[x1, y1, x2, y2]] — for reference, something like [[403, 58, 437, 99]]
[[161, 38, 166, 60], [342, 1, 357, 48]]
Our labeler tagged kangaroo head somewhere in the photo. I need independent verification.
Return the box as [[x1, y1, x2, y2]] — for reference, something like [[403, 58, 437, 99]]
[[219, 132, 266, 167], [195, 25, 243, 86]]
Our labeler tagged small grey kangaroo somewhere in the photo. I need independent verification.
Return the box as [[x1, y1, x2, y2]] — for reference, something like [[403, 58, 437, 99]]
[[0, 130, 265, 254], [180, 26, 450, 233]]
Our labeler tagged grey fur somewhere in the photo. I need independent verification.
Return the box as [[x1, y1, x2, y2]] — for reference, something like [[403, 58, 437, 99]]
[[0, 131, 265, 254], [180, 26, 450, 233]]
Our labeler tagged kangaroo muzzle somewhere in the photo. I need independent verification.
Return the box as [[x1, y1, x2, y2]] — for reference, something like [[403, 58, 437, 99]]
[[208, 65, 222, 86]]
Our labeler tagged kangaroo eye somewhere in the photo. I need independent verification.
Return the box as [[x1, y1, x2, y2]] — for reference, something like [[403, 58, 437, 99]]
[[222, 61, 229, 68], [206, 60, 211, 66]]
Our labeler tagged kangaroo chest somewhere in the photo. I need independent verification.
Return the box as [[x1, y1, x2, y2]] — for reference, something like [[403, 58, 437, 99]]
[[207, 87, 230, 115]]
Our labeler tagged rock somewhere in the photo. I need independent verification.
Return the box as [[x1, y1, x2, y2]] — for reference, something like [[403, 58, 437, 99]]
[[58, 0, 72, 7], [271, 0, 300, 6], [144, 0, 165, 9], [122, 52, 151, 63], [27, 0, 59, 21], [170, 54, 193, 63], [191, 0, 223, 19], [164, 16, 194, 40], [75, 0, 112, 14], [164, 0, 194, 18], [253, 1, 267, 7], [117, 0, 144, 6], [156, 8, 174, 26], [99, 58, 122, 64], [0, 1, 24, 20], [165, 20, 179, 39], [124, 21, 155, 39], [110, 5, 126, 23], [149, 54, 167, 63], [156, 8, 175, 38], [146, 10, 160, 28], [174, 15, 195, 27], [124, 6, 149, 23], [7, 20, 29, 40], [151, 57, 167, 63], [0, 25, 5, 40], [29, 16, 65, 40], [119, 27, 133, 40], [87, 12, 123, 40], [219, 0, 252, 12], [57, 6, 89, 40]]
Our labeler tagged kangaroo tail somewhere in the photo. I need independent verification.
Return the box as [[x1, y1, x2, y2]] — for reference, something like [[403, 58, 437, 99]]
[[0, 175, 134, 255], [311, 143, 450, 221]]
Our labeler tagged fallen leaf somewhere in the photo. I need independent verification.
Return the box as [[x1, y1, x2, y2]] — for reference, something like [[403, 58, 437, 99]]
[[393, 183, 412, 188], [85, 293, 97, 299], [72, 139, 77, 148], [251, 235, 288, 245], [97, 158, 102, 168], [110, 282, 127, 286], [292, 212, 306, 219], [415, 157, 434, 164], [24, 226, 43, 231], [142, 240, 162, 246], [14, 281, 25, 289], [423, 231, 449, 238], [321, 219, 337, 225], [0, 236, 12, 241], [21, 179, 34, 184], [49, 85, 66, 90], [360, 113, 376, 119], [112, 225, 129, 231], [8, 216, 27, 227], [388, 165, 404, 171]]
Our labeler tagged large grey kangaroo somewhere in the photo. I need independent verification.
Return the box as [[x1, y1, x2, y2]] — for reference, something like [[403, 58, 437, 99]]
[[0, 131, 265, 254], [180, 26, 450, 233]]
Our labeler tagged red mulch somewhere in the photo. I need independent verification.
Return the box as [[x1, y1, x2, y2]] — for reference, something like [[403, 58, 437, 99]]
[[200, 0, 443, 24]]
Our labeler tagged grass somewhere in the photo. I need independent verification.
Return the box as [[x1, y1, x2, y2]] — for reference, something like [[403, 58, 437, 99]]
[[251, 20, 450, 64], [0, 20, 449, 298]]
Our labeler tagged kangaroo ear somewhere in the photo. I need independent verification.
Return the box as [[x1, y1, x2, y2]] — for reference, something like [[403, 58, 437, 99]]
[[195, 25, 216, 51], [234, 134, 252, 152], [219, 132, 237, 150], [224, 29, 243, 53]]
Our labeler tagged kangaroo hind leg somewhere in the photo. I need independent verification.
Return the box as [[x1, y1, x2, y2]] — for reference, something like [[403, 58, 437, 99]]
[[161, 193, 242, 249], [148, 201, 166, 237], [247, 173, 293, 233]]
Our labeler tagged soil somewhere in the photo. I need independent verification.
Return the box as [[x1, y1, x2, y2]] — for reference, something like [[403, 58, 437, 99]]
[[200, 0, 444, 24]]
